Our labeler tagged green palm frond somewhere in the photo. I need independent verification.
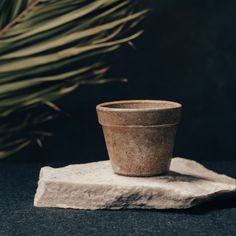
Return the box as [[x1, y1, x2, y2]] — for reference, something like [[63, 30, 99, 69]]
[[0, 0, 147, 158]]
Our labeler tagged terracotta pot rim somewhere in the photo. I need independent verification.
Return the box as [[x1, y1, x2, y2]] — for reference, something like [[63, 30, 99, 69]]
[[96, 100, 182, 112]]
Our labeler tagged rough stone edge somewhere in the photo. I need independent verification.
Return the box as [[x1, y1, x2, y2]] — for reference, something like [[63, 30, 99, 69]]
[[34, 159, 236, 210], [34, 181, 236, 210]]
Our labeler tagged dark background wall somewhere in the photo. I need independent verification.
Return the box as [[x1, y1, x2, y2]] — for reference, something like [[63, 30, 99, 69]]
[[13, 0, 235, 163]]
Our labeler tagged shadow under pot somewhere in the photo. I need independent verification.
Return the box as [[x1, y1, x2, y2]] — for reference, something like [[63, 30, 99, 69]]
[[96, 100, 182, 177]]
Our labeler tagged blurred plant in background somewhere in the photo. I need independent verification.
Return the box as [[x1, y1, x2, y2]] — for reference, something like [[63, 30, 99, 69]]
[[0, 0, 147, 158]]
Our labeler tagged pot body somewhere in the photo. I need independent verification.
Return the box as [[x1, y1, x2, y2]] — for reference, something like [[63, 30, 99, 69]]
[[96, 100, 181, 177]]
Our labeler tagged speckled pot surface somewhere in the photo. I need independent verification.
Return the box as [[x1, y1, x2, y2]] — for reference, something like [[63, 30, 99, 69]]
[[96, 100, 182, 177]]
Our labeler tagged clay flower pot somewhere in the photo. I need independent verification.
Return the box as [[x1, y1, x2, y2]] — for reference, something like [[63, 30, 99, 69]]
[[96, 100, 182, 177]]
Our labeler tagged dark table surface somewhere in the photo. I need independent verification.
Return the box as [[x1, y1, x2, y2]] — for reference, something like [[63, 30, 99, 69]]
[[0, 159, 235, 236]]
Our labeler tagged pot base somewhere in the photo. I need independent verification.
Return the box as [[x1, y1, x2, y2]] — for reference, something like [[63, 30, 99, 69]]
[[113, 170, 169, 177], [111, 158, 171, 177]]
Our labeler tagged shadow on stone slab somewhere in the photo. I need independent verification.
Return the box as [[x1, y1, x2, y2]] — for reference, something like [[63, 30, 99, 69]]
[[159, 171, 210, 182]]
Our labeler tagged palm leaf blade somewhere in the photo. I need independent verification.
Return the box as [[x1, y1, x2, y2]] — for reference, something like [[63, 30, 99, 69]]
[[0, 0, 147, 158]]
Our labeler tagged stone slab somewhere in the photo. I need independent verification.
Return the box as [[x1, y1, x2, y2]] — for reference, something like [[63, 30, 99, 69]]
[[34, 158, 236, 210]]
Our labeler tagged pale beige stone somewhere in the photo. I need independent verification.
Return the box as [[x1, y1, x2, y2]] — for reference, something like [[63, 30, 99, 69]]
[[34, 157, 236, 210]]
